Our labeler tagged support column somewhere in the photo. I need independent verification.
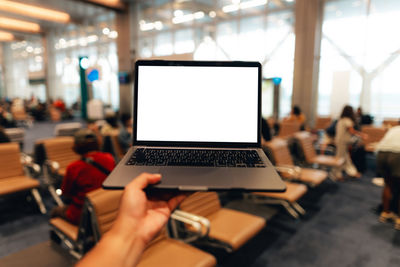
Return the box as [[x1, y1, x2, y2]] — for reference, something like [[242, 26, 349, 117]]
[[45, 31, 59, 101], [41, 34, 50, 101], [292, 0, 323, 127], [0, 43, 4, 98], [116, 3, 137, 115]]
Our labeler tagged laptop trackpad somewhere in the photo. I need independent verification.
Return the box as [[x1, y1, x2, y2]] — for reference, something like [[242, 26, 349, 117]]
[[159, 167, 232, 191]]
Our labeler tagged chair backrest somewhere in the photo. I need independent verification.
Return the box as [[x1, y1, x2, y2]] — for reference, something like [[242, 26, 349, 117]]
[[41, 137, 80, 169], [278, 121, 301, 138], [265, 138, 294, 166], [86, 188, 123, 240], [11, 106, 27, 121], [4, 128, 25, 144], [361, 126, 387, 145], [382, 119, 398, 127], [54, 122, 83, 137], [49, 107, 62, 122], [109, 129, 125, 161], [294, 131, 317, 163], [179, 192, 221, 218], [0, 142, 24, 179], [314, 117, 332, 130]]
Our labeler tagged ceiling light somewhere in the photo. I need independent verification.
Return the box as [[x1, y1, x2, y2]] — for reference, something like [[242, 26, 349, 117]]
[[0, 16, 40, 33], [0, 0, 70, 23], [140, 22, 154, 31], [108, 31, 118, 39], [86, 0, 124, 9], [209, 11, 216, 18], [87, 35, 98, 43], [174, 10, 184, 17], [154, 21, 163, 30], [172, 11, 205, 24], [26, 46, 33, 53], [223, 0, 267, 13], [194, 11, 204, 19], [0, 30, 14, 41], [240, 0, 267, 9], [102, 27, 110, 35]]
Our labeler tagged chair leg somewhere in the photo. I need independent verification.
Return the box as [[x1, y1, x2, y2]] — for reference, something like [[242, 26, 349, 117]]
[[249, 196, 300, 219], [31, 188, 47, 214], [280, 201, 300, 219], [48, 185, 64, 206], [291, 202, 306, 215]]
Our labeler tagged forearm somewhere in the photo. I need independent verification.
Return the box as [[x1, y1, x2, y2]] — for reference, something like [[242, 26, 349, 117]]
[[76, 221, 146, 267]]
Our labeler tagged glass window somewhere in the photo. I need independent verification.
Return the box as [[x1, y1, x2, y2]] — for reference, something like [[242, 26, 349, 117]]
[[174, 29, 195, 54], [319, 0, 400, 120], [154, 32, 173, 56]]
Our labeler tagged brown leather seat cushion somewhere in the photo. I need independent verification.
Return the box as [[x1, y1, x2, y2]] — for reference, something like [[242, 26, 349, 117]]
[[86, 188, 123, 236], [206, 208, 266, 251], [57, 168, 67, 177], [255, 182, 307, 203], [311, 155, 344, 167], [0, 176, 39, 195], [137, 238, 216, 267], [49, 217, 79, 241], [299, 168, 328, 185]]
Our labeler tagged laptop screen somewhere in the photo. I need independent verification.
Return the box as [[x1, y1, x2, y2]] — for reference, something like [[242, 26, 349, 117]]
[[135, 62, 259, 144]]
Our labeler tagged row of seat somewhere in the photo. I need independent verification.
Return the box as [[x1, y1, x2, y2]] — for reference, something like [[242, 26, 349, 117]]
[[0, 127, 348, 265], [49, 189, 266, 266], [46, 130, 348, 266]]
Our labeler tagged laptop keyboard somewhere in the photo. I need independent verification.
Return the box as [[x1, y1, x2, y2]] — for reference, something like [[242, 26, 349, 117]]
[[126, 148, 266, 168]]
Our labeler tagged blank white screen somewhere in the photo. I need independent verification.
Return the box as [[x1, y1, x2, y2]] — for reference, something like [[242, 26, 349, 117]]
[[136, 65, 258, 143]]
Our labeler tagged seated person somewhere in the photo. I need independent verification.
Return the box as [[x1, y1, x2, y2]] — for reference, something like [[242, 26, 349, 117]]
[[118, 113, 133, 154], [284, 105, 306, 130], [0, 126, 10, 143], [261, 117, 272, 146], [100, 111, 119, 136], [51, 129, 115, 225], [376, 119, 400, 229]]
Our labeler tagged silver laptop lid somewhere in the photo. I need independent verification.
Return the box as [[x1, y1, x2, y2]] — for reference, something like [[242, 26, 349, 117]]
[[133, 60, 262, 148]]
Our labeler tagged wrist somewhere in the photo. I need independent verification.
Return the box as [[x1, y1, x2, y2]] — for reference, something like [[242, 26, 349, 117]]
[[103, 224, 147, 267]]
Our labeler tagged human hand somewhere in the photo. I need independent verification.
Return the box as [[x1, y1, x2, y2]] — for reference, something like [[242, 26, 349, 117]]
[[77, 173, 187, 267], [112, 173, 187, 247]]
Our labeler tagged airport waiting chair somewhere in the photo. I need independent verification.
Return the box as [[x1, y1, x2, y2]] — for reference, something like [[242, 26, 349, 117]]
[[382, 118, 398, 127], [361, 126, 387, 152], [4, 127, 25, 148], [248, 182, 308, 219], [137, 228, 216, 267], [294, 131, 344, 180], [50, 188, 217, 266], [0, 142, 46, 214], [54, 122, 83, 137], [278, 121, 301, 138], [11, 106, 33, 128], [265, 138, 328, 187], [49, 107, 62, 122], [314, 116, 332, 131], [49, 188, 123, 259], [38, 137, 80, 205], [176, 192, 266, 252], [102, 129, 125, 162]]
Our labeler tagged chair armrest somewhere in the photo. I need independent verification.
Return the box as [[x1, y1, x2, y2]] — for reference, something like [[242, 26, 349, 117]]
[[170, 210, 210, 242], [45, 160, 60, 172], [275, 165, 301, 178], [21, 153, 41, 175]]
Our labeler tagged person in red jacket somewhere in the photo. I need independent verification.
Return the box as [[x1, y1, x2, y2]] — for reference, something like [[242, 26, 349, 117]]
[[51, 129, 115, 225]]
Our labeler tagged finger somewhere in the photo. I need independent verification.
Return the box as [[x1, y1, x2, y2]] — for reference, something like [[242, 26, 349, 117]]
[[129, 172, 162, 190], [167, 194, 187, 211]]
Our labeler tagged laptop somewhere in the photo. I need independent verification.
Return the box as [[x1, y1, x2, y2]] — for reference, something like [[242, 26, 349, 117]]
[[103, 60, 285, 192]]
